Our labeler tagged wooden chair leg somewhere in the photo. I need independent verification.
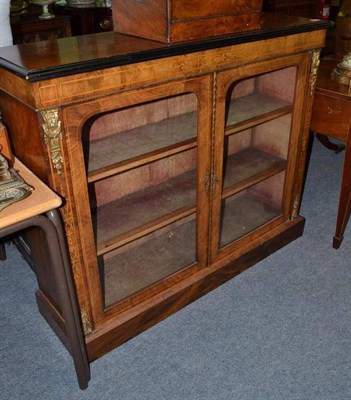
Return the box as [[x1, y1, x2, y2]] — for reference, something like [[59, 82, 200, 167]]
[[0, 240, 7, 260], [333, 135, 351, 249]]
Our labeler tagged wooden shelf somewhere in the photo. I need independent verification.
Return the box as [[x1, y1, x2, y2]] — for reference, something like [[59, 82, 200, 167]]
[[101, 216, 196, 307], [225, 93, 292, 135], [220, 190, 281, 247], [94, 169, 197, 255], [87, 111, 197, 183], [222, 148, 287, 199]]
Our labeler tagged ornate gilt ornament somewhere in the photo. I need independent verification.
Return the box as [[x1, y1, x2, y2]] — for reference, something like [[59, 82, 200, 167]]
[[80, 305, 93, 336], [309, 49, 321, 96], [0, 153, 33, 211], [290, 194, 300, 220], [41, 108, 64, 175]]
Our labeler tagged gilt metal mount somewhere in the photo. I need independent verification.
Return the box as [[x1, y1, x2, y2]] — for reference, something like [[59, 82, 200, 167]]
[[41, 109, 64, 175], [310, 49, 321, 96]]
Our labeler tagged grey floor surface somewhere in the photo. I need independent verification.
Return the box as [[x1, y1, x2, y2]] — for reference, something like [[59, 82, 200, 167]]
[[0, 138, 350, 399]]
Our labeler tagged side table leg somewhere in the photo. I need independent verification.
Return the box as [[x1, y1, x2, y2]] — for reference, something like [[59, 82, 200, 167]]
[[315, 134, 345, 154], [0, 241, 7, 260], [333, 136, 351, 249]]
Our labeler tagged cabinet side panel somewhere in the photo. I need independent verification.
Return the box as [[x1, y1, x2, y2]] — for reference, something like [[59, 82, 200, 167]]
[[0, 92, 64, 319], [0, 92, 48, 180]]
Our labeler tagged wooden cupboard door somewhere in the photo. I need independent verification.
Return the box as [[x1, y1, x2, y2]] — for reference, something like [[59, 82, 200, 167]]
[[64, 75, 212, 321], [210, 53, 310, 262]]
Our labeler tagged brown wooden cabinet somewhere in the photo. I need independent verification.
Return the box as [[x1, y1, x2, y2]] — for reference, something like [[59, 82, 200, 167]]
[[10, 14, 71, 44], [263, 0, 317, 17], [0, 14, 327, 368], [54, 5, 113, 35], [112, 0, 262, 42]]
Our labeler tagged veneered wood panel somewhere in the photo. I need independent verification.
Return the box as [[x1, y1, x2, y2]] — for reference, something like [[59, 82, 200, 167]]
[[311, 94, 350, 141], [113, 0, 262, 42], [113, 0, 167, 43], [0, 30, 326, 110], [170, 13, 262, 42], [171, 0, 262, 19], [0, 92, 47, 180]]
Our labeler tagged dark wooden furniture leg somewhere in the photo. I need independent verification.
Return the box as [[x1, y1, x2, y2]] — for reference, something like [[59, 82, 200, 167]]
[[45, 210, 91, 389], [315, 134, 345, 154], [0, 212, 90, 389], [0, 241, 6, 260], [333, 135, 351, 249]]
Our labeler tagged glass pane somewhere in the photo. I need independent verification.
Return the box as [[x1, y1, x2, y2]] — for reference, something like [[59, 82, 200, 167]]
[[83, 90, 199, 308], [225, 67, 295, 129], [100, 215, 197, 307], [219, 67, 296, 249], [220, 172, 285, 247], [90, 148, 197, 247], [84, 93, 198, 175]]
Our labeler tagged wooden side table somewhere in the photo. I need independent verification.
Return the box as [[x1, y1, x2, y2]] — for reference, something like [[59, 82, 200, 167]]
[[262, 0, 317, 17], [10, 14, 71, 44], [310, 57, 351, 248], [0, 157, 90, 389], [54, 5, 113, 36]]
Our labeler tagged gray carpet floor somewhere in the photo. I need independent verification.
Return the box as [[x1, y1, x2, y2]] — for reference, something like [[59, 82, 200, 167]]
[[1, 138, 351, 399]]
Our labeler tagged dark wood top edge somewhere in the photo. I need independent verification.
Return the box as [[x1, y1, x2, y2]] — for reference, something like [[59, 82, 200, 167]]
[[0, 59, 29, 80], [0, 15, 330, 83]]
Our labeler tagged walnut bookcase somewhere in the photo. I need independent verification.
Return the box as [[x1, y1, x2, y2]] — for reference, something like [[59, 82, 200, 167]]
[[0, 14, 328, 373]]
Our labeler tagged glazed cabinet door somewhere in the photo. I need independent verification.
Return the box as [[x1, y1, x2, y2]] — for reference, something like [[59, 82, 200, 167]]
[[64, 75, 212, 323], [210, 53, 310, 262]]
